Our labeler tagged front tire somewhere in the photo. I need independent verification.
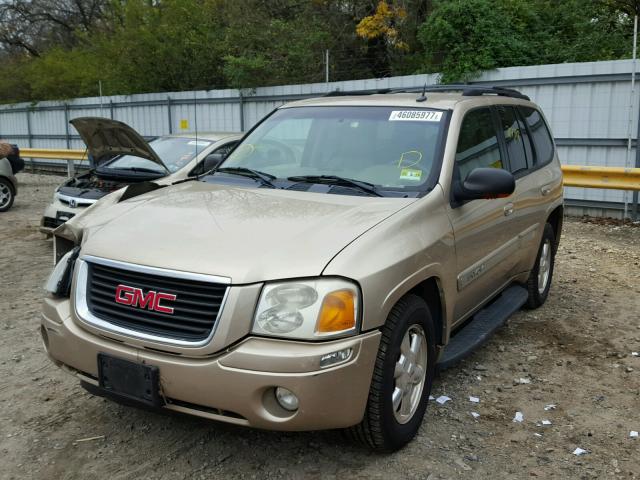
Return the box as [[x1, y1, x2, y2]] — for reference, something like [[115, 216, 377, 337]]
[[525, 223, 556, 309], [0, 178, 14, 212], [348, 294, 436, 452]]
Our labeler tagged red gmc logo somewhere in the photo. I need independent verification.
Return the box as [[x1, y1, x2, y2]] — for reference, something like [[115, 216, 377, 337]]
[[115, 284, 177, 314]]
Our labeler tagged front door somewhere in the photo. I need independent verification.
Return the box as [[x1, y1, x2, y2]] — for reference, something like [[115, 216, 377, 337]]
[[446, 107, 521, 324]]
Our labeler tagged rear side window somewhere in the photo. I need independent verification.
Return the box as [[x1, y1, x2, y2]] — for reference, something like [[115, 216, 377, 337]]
[[455, 108, 503, 180], [496, 106, 528, 174], [519, 107, 554, 165]]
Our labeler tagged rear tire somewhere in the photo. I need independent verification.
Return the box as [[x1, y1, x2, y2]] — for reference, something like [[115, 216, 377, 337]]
[[347, 294, 436, 452], [0, 178, 14, 212], [525, 223, 555, 309]]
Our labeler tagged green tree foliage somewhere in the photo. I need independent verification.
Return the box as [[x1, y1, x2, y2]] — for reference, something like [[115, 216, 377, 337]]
[[0, 0, 636, 103], [418, 0, 634, 83]]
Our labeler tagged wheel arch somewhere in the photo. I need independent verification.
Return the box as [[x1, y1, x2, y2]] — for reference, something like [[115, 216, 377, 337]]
[[546, 204, 563, 252], [406, 276, 446, 348], [0, 175, 16, 195]]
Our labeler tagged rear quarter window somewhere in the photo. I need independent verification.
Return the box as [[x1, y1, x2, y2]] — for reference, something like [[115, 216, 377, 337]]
[[518, 106, 554, 165]]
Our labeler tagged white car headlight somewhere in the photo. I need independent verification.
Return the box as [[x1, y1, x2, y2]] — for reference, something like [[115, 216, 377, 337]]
[[44, 248, 79, 297], [252, 278, 360, 340]]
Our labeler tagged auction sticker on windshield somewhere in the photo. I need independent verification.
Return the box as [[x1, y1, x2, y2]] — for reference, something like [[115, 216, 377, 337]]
[[389, 110, 442, 122]]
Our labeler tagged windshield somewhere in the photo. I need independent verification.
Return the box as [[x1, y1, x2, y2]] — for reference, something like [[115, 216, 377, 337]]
[[102, 137, 212, 174], [221, 106, 446, 191]]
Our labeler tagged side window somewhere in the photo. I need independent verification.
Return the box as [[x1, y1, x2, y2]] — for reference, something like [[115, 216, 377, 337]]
[[455, 108, 504, 180], [519, 107, 554, 165], [516, 110, 535, 169], [496, 106, 528, 174]]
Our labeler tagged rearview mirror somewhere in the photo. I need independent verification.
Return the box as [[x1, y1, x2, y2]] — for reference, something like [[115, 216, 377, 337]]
[[202, 152, 226, 173], [454, 168, 515, 202]]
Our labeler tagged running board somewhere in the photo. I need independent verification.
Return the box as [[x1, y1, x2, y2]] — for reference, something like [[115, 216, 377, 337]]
[[437, 285, 528, 370]]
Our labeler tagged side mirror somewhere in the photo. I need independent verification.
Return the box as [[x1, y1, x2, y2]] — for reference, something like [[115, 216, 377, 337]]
[[202, 152, 226, 173], [454, 167, 515, 202]]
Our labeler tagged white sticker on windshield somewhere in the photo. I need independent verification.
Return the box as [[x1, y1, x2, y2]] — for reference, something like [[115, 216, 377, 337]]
[[188, 141, 212, 147], [389, 110, 442, 122]]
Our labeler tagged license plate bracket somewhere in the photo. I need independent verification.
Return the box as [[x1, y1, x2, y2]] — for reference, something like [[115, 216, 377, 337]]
[[97, 353, 162, 407]]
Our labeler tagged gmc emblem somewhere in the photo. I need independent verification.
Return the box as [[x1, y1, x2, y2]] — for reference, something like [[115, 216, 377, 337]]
[[115, 284, 177, 314]]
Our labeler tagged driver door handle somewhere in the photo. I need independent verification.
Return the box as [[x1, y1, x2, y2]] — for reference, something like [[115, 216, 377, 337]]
[[503, 203, 514, 216]]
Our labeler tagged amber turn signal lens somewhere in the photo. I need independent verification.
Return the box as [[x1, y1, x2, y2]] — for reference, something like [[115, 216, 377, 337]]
[[316, 289, 356, 333]]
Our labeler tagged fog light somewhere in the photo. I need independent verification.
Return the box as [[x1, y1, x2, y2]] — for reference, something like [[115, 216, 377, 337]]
[[319, 347, 352, 368], [274, 387, 299, 412]]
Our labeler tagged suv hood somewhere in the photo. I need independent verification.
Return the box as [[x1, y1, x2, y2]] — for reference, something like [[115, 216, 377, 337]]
[[78, 182, 416, 284], [70, 117, 168, 171]]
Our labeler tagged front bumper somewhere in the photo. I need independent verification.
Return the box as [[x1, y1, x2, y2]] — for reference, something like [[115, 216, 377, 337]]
[[41, 297, 380, 431]]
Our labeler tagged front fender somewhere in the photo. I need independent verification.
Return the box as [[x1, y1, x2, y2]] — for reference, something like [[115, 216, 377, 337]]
[[322, 186, 456, 334]]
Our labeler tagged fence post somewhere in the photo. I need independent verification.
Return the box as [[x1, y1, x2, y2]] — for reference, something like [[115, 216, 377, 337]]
[[239, 90, 245, 132], [109, 100, 114, 120], [26, 108, 32, 148], [64, 103, 75, 178], [25, 107, 33, 173], [633, 124, 640, 220], [167, 97, 173, 134]]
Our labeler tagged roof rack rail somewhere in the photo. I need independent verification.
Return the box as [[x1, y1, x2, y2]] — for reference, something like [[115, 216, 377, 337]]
[[322, 85, 529, 101], [419, 85, 530, 101], [324, 88, 393, 97]]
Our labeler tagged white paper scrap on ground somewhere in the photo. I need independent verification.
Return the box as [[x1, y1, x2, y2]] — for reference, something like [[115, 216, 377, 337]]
[[544, 404, 556, 411], [513, 411, 524, 423], [541, 420, 552, 426], [429, 395, 435, 400], [471, 412, 480, 419], [436, 395, 451, 405], [632, 352, 638, 357], [630, 431, 639, 438], [469, 396, 480, 403], [573, 448, 588, 456], [534, 433, 543, 437], [518, 378, 531, 384]]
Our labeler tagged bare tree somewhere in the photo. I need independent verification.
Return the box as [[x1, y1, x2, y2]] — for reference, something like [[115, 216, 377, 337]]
[[0, 0, 109, 56]]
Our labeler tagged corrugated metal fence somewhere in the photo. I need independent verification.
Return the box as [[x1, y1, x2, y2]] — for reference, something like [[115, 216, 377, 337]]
[[1, 59, 639, 216]]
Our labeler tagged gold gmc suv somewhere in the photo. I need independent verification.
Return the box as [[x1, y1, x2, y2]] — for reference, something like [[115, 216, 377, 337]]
[[41, 86, 563, 452]]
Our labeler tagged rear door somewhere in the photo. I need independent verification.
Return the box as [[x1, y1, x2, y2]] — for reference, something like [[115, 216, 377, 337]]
[[446, 107, 521, 323], [504, 106, 560, 273]]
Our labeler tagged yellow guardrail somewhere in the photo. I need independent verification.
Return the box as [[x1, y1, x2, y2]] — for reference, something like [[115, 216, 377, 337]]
[[21, 148, 87, 161], [17, 148, 640, 190], [561, 165, 640, 191]]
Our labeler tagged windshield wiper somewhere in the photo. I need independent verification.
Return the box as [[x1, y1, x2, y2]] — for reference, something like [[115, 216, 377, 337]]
[[215, 167, 278, 188], [287, 175, 383, 197]]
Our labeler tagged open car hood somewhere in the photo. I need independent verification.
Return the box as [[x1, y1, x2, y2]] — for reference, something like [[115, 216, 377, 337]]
[[70, 117, 168, 171]]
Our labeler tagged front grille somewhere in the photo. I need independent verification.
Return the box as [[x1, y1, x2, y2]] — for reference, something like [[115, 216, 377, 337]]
[[86, 262, 227, 342], [59, 197, 94, 207]]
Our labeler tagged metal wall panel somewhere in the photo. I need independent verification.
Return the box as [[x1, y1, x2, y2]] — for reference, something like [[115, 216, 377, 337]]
[[1, 59, 639, 211]]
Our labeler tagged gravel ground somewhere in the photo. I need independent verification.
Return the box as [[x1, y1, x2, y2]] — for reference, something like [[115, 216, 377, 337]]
[[1, 173, 639, 480]]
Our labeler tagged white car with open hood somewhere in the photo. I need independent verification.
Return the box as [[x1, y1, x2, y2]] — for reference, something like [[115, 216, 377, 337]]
[[40, 117, 241, 233]]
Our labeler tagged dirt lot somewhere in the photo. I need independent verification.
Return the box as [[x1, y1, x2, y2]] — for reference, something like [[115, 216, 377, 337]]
[[1, 173, 639, 480]]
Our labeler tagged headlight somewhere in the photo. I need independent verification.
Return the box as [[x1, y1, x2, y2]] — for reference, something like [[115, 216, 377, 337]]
[[44, 247, 80, 297], [252, 278, 359, 340]]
